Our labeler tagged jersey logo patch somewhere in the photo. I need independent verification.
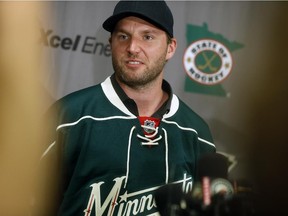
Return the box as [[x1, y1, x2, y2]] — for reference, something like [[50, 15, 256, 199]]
[[138, 116, 160, 135], [143, 119, 156, 133]]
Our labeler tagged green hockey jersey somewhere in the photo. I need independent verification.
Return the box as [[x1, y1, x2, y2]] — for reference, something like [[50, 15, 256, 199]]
[[39, 76, 215, 216]]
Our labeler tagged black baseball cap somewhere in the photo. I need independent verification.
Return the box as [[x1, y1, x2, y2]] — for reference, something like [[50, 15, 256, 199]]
[[102, 0, 174, 38]]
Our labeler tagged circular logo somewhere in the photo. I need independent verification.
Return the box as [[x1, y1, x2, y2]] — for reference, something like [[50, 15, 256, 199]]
[[210, 178, 234, 195], [183, 39, 233, 85]]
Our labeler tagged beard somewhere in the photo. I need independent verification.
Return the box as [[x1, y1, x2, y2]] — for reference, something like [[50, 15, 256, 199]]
[[112, 52, 167, 89]]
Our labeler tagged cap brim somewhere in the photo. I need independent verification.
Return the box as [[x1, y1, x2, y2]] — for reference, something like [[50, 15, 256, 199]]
[[103, 12, 134, 32], [102, 12, 171, 37]]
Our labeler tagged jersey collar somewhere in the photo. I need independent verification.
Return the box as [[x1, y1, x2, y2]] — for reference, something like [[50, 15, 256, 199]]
[[110, 73, 172, 118]]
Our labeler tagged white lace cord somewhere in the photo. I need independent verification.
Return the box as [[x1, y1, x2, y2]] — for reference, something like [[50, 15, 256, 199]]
[[137, 125, 162, 146], [137, 134, 162, 146], [124, 126, 136, 189], [162, 128, 169, 184], [125, 126, 169, 188]]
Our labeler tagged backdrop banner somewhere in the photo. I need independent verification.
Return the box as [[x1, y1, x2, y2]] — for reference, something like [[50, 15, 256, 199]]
[[38, 1, 288, 180]]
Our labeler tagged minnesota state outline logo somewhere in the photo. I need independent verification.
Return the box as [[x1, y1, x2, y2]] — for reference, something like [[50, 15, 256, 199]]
[[183, 23, 244, 97]]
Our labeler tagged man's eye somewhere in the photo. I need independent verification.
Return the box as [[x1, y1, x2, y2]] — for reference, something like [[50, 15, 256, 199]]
[[144, 35, 153, 40], [119, 34, 128, 40]]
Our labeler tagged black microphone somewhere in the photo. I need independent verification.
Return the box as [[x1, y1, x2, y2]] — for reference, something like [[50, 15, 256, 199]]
[[191, 153, 255, 216], [192, 152, 234, 207], [154, 183, 190, 216], [198, 152, 229, 179], [154, 153, 232, 215], [155, 153, 255, 216]]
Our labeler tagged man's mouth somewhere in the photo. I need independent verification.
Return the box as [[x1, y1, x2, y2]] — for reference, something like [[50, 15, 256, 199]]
[[128, 61, 141, 65]]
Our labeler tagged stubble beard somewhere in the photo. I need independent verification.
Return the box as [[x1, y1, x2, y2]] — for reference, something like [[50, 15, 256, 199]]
[[112, 53, 167, 90]]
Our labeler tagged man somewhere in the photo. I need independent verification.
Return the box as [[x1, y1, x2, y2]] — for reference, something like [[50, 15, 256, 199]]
[[35, 1, 216, 215]]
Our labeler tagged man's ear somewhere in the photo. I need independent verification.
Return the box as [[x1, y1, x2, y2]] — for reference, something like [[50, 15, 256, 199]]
[[166, 38, 177, 60]]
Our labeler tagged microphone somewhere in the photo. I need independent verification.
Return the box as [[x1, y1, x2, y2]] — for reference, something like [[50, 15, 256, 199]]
[[198, 152, 229, 179], [154, 153, 232, 215], [191, 153, 255, 216], [154, 153, 255, 216], [154, 183, 188, 216], [192, 152, 234, 206]]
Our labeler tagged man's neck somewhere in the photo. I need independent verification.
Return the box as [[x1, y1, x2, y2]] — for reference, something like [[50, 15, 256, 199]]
[[118, 77, 168, 117]]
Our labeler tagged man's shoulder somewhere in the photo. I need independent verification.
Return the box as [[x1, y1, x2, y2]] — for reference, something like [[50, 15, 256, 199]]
[[49, 83, 104, 122], [171, 95, 212, 133], [60, 83, 102, 104], [176, 97, 205, 120]]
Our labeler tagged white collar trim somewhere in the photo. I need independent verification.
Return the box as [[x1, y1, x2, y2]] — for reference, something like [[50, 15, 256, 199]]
[[101, 76, 135, 116], [101, 76, 179, 118]]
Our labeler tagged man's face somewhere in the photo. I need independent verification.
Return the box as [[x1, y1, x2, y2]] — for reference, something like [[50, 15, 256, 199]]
[[110, 16, 176, 89]]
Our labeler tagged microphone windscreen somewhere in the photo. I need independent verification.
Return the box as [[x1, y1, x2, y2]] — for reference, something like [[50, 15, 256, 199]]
[[198, 153, 228, 179], [154, 183, 184, 215]]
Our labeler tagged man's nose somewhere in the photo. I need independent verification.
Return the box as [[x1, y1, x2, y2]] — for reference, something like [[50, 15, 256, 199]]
[[126, 37, 141, 54]]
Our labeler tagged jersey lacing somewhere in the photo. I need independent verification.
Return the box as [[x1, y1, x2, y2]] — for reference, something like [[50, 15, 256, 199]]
[[137, 124, 162, 146], [124, 126, 169, 188]]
